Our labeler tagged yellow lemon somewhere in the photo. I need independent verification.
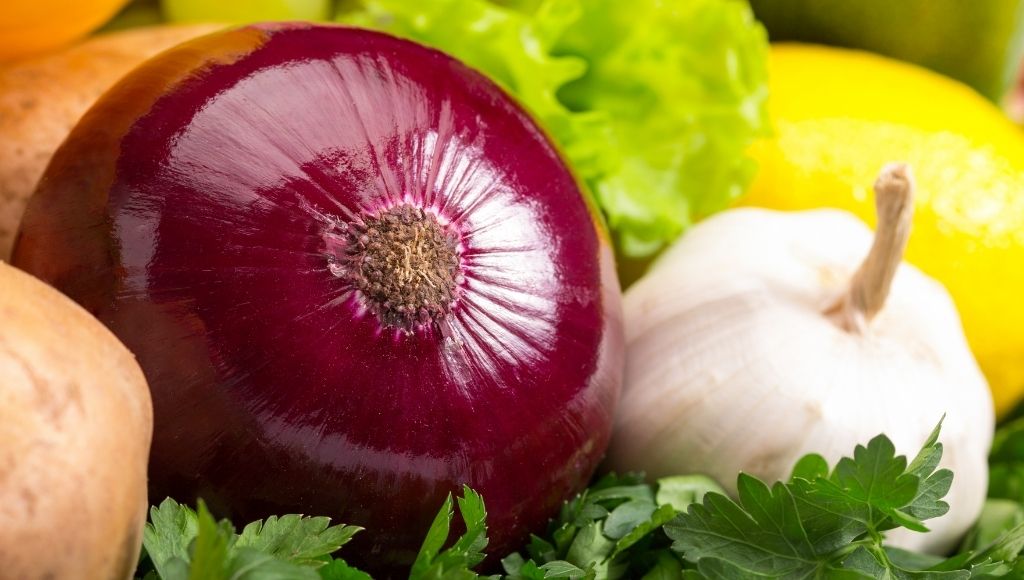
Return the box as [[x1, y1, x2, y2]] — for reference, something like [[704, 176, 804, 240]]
[[764, 44, 1024, 163], [745, 44, 1024, 417]]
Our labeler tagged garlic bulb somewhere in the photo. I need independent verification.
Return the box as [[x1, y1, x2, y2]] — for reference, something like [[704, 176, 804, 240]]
[[608, 164, 994, 553]]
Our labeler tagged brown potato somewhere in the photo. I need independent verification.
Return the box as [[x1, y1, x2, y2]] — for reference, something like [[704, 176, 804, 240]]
[[0, 262, 153, 579], [0, 23, 221, 260]]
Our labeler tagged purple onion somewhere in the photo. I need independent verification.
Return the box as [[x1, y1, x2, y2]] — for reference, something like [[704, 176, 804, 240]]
[[13, 23, 624, 571]]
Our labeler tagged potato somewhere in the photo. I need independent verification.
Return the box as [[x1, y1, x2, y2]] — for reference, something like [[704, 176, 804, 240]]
[[0, 23, 221, 260], [0, 262, 153, 579]]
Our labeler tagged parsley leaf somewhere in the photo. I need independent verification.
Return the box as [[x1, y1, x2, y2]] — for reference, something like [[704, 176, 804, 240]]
[[185, 501, 238, 580], [144, 498, 200, 578], [500, 473, 721, 579], [316, 559, 373, 580], [236, 515, 361, 566], [223, 548, 320, 580], [988, 417, 1024, 501], [410, 486, 493, 580], [665, 421, 958, 579], [669, 474, 847, 578], [141, 499, 361, 580], [655, 477, 726, 513], [930, 506, 1024, 577]]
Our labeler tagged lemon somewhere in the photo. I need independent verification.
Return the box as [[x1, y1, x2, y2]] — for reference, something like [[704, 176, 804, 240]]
[[745, 44, 1024, 417]]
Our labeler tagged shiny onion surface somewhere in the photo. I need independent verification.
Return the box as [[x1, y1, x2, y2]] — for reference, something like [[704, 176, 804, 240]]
[[13, 23, 624, 570]]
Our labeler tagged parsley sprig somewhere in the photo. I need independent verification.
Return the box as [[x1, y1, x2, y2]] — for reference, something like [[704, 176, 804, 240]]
[[138, 499, 364, 580], [136, 422, 1024, 579], [666, 422, 957, 578], [411, 486, 491, 579], [499, 473, 721, 579]]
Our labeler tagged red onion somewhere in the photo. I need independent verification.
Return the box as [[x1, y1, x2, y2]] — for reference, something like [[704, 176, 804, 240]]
[[13, 23, 623, 570]]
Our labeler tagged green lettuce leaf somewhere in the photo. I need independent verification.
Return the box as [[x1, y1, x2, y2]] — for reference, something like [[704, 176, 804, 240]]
[[339, 0, 769, 256]]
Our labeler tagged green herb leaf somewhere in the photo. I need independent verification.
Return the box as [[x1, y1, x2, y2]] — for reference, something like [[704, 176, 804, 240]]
[[410, 486, 491, 579], [789, 454, 829, 482], [414, 492, 455, 575], [655, 476, 724, 513], [224, 548, 320, 580], [834, 548, 966, 579], [669, 474, 836, 578], [527, 535, 559, 563], [885, 547, 946, 571], [144, 498, 201, 579], [603, 500, 656, 540], [565, 522, 614, 570], [696, 556, 871, 580], [141, 499, 364, 580], [187, 500, 236, 580], [960, 500, 1024, 556], [498, 472, 686, 578], [236, 515, 361, 567], [539, 560, 590, 579], [988, 417, 1024, 501], [825, 434, 923, 531], [932, 519, 1024, 576], [317, 559, 373, 580], [904, 420, 953, 524], [639, 552, 683, 580], [504, 555, 585, 580], [614, 505, 676, 557], [666, 423, 955, 578]]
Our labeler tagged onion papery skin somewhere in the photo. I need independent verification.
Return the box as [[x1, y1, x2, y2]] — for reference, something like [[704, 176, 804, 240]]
[[12, 23, 623, 572]]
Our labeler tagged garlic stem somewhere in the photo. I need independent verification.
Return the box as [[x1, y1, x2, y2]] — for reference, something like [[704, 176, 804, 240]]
[[827, 162, 915, 333]]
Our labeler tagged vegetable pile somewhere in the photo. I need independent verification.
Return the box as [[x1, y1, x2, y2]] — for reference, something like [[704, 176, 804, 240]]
[[2, 0, 1023, 579]]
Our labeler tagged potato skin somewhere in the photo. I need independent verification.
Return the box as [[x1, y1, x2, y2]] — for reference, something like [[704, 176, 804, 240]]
[[0, 23, 221, 260], [0, 262, 153, 580]]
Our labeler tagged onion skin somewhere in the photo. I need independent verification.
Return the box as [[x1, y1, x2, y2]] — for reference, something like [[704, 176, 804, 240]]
[[13, 23, 623, 571], [0, 23, 222, 260]]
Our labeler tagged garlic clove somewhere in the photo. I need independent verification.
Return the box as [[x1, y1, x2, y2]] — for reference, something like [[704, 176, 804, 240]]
[[610, 165, 994, 554]]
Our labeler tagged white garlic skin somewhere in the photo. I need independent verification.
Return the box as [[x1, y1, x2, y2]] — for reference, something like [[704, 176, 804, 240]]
[[609, 207, 994, 554]]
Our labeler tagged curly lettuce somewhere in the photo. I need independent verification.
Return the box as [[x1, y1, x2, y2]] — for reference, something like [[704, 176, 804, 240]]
[[340, 0, 769, 257]]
